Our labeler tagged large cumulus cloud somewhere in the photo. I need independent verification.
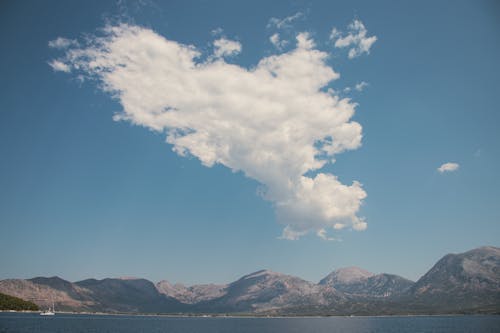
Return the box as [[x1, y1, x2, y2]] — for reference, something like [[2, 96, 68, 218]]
[[50, 24, 367, 239]]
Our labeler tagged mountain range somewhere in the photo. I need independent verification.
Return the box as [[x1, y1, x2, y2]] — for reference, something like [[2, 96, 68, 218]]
[[1, 246, 499, 315]]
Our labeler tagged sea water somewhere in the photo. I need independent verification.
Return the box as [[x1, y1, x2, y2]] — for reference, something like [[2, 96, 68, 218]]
[[1, 312, 499, 333]]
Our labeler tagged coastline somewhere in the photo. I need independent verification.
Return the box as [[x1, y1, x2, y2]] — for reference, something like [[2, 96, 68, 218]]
[[2, 310, 497, 318]]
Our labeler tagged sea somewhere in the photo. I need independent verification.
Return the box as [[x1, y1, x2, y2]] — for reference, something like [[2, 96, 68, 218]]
[[1, 312, 500, 333]]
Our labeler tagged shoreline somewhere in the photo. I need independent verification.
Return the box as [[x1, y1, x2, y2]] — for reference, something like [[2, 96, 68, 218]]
[[1, 310, 497, 318]]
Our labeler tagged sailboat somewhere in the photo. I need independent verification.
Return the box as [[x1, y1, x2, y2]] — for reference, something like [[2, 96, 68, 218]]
[[40, 300, 55, 316]]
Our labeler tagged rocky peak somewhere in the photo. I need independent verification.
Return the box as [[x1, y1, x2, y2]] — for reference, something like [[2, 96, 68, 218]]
[[240, 270, 283, 280], [411, 246, 500, 297], [319, 267, 374, 286]]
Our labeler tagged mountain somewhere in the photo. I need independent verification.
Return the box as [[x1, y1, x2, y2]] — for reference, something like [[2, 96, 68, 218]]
[[0, 276, 184, 313], [194, 270, 344, 313], [320, 267, 374, 286], [0, 277, 95, 311], [406, 246, 500, 312], [74, 278, 184, 313], [319, 268, 413, 298], [29, 276, 95, 307], [0, 246, 498, 315], [156, 280, 226, 304]]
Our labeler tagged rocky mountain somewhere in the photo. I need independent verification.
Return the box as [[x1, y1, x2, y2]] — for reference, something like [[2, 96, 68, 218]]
[[320, 267, 374, 286], [0, 246, 498, 315], [0, 277, 95, 311], [406, 246, 500, 312], [156, 280, 226, 304], [194, 270, 344, 313], [319, 268, 413, 298], [75, 278, 184, 313], [0, 277, 183, 313]]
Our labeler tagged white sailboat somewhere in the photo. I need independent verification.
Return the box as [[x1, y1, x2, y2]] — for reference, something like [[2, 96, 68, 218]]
[[40, 300, 55, 316]]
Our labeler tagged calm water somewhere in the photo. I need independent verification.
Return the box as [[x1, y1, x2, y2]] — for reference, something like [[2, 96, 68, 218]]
[[1, 313, 499, 333]]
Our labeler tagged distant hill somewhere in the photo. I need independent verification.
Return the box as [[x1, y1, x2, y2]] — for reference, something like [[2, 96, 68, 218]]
[[0, 246, 498, 315], [0, 292, 39, 311]]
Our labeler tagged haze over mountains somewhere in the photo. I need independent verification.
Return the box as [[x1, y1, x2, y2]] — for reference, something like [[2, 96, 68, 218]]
[[1, 246, 499, 315]]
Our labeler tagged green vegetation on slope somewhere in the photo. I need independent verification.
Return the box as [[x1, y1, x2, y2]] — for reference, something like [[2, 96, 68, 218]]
[[0, 292, 39, 311]]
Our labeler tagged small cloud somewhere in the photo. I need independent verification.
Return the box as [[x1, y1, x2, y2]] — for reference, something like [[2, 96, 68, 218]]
[[213, 37, 241, 58], [355, 81, 369, 91], [279, 226, 307, 241], [267, 12, 304, 30], [48, 37, 77, 49], [331, 19, 377, 59], [437, 162, 460, 173], [270, 33, 280, 47], [270, 33, 288, 50], [330, 28, 340, 40], [474, 149, 481, 158], [211, 27, 223, 36], [317, 229, 341, 241], [296, 32, 315, 49], [48, 59, 71, 72], [352, 219, 367, 231]]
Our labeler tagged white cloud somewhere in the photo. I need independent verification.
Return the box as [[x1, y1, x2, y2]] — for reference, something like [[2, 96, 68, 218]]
[[355, 81, 369, 91], [48, 37, 77, 49], [268, 12, 303, 29], [329, 28, 340, 40], [270, 33, 279, 46], [50, 24, 367, 240], [211, 27, 223, 36], [270, 33, 288, 50], [437, 162, 460, 173], [48, 59, 71, 72], [340, 82, 368, 94], [317, 228, 342, 241], [331, 19, 377, 59], [213, 37, 241, 58]]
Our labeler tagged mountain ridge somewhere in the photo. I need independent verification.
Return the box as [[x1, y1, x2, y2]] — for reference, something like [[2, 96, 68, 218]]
[[1, 246, 498, 315]]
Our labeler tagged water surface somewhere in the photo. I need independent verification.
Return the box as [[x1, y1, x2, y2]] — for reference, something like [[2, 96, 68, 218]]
[[1, 312, 499, 333]]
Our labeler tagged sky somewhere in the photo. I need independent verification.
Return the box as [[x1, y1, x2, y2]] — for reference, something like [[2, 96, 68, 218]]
[[1, 0, 499, 285]]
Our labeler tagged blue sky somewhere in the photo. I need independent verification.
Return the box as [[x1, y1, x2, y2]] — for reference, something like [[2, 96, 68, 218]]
[[1, 0, 499, 285]]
